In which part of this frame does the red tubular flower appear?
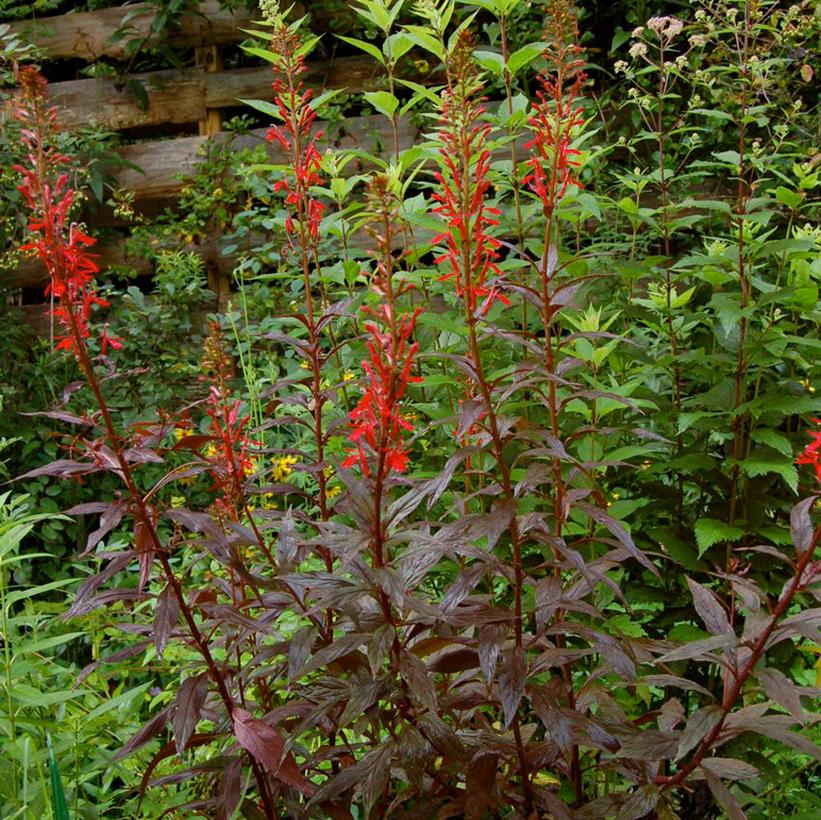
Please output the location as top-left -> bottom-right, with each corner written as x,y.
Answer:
204,386 -> 262,517
523,0 -> 587,218
344,176 -> 422,477
265,21 -> 326,245
432,31 -> 510,317
344,307 -> 422,476
13,67 -> 112,355
797,418 -> 821,484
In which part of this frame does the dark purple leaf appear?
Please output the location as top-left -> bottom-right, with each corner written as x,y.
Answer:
17,459 -> 96,480
114,702 -> 174,760
677,705 -> 723,760
465,750 -> 499,819
702,769 -> 747,820
67,588 -> 148,618
83,501 -> 128,555
154,583 -> 179,660
576,502 -> 659,577
757,667 -> 805,723
173,673 -> 208,755
616,785 -> 660,820
478,622 -> 507,683
657,634 -> 735,663
791,496 -> 816,554
498,645 -> 525,729
617,730 -> 679,761
698,757 -> 759,781
232,708 -> 315,795
64,501 -> 111,514
687,578 -> 733,636
400,652 -> 437,712
217,758 -> 243,820
24,410 -> 91,426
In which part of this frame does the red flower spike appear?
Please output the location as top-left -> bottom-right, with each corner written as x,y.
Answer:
523,0 -> 587,218
13,68 -> 114,357
344,176 -> 423,477
265,22 -> 326,248
432,32 -> 509,317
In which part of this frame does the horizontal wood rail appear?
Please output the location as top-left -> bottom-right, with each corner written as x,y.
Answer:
47,55 -> 395,132
6,1 -> 257,61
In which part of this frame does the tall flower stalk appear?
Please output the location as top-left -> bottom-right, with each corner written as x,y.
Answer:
433,31 -> 534,809
524,0 -> 585,542
344,174 -> 422,565
262,5 -> 334,536
13,67 -> 282,816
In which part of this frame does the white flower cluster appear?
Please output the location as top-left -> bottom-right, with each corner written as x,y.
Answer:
259,0 -> 283,25
629,41 -> 648,59
647,15 -> 684,40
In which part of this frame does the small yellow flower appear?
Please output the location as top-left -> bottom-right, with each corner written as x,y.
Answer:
343,370 -> 356,382
204,443 -> 219,459
174,426 -> 193,441
244,456 -> 262,478
327,484 -> 342,499
299,360 -> 310,370
272,454 -> 298,483
170,495 -> 186,508
800,378 -> 816,394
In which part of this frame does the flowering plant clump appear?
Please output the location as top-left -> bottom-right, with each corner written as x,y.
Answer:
7,0 -> 821,817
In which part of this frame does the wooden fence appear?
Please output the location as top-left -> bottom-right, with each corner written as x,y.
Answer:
4,0 -> 424,314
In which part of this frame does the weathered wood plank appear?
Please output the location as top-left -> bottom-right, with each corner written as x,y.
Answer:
46,54 -> 389,132
5,0 -> 258,61
50,67 -> 206,131
110,114 -> 418,200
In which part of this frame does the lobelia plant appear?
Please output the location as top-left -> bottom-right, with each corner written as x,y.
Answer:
9,0 -> 821,818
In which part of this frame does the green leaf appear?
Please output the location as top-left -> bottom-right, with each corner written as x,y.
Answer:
11,684 -> 80,707
507,42 -> 544,76
740,455 -> 799,493
48,736 -> 71,820
750,429 -> 793,458
337,35 -> 385,64
774,186 -> 803,210
311,88 -> 344,114
239,98 -> 281,119
242,45 -> 279,64
363,90 -> 399,118
474,50 -> 505,77
384,32 -> 414,62
18,632 -> 85,655
694,518 -> 744,556
712,150 -> 741,167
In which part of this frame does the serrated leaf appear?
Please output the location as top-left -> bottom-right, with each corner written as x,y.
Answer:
694,518 -> 744,556
740,455 -> 798,493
